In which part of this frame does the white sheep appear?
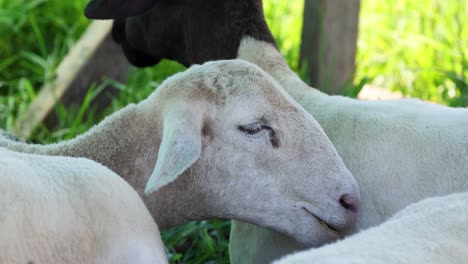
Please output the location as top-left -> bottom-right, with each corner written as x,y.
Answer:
0,147 -> 167,264
1,59 -> 360,247
230,36 -> 468,264
83,2 -> 468,263
274,191 -> 468,264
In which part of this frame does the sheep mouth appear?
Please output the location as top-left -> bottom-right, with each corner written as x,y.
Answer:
302,207 -> 339,234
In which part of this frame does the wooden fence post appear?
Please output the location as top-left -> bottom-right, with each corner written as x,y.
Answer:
300,0 -> 360,94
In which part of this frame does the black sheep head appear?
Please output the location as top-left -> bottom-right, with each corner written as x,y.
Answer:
84,0 -> 275,68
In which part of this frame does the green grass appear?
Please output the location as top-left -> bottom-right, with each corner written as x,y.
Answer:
162,220 -> 230,264
1,0 -> 467,263
264,0 -> 468,105
0,0 -> 90,135
0,0 -> 89,88
264,0 -> 304,72
357,0 -> 468,106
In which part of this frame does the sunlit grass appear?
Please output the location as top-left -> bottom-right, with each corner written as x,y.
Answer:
264,0 -> 304,72
264,0 -> 468,105
357,0 -> 468,105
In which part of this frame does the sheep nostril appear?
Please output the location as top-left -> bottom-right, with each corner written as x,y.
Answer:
339,194 -> 359,213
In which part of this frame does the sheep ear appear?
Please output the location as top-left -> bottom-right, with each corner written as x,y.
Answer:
144,109 -> 202,195
84,0 -> 157,19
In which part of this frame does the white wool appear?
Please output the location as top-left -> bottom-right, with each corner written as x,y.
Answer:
0,147 -> 167,264
275,192 -> 468,264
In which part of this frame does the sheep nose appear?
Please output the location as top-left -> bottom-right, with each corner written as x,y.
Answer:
339,193 -> 359,213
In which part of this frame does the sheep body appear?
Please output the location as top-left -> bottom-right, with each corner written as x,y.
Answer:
275,192 -> 468,264
0,147 -> 167,264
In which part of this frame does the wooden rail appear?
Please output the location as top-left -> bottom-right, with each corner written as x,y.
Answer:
14,21 -> 129,139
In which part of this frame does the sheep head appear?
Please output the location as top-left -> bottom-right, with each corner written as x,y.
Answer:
145,60 -> 360,246
84,0 -> 275,67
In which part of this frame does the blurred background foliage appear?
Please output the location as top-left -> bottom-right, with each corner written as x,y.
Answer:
0,0 -> 467,263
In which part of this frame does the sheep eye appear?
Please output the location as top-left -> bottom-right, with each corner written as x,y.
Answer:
238,122 -> 269,135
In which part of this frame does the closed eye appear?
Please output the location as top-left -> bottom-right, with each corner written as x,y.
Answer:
238,122 -> 269,135
238,122 -> 280,148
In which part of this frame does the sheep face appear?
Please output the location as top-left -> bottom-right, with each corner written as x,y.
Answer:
85,0 -> 272,67
146,60 -> 360,246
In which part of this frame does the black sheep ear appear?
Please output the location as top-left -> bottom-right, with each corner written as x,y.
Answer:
84,0 -> 157,19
